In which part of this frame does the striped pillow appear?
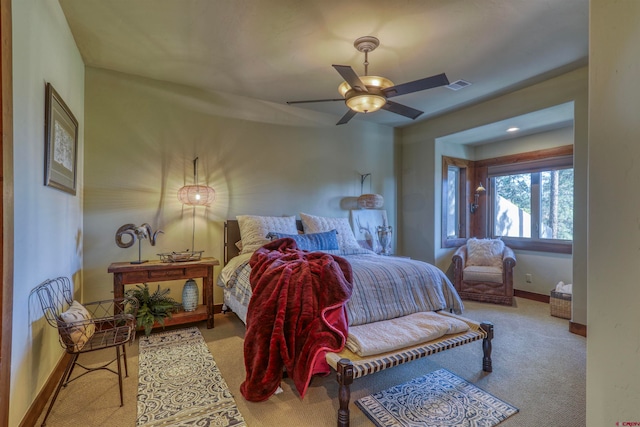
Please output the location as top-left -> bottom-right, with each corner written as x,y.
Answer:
266,230 -> 339,251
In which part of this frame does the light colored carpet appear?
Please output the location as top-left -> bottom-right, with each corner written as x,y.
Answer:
356,368 -> 518,427
36,297 -> 586,426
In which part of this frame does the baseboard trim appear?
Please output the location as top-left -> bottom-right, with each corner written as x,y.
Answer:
514,289 -> 550,303
20,352 -> 71,427
569,322 -> 587,337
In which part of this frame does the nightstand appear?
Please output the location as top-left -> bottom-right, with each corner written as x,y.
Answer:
108,257 -> 219,329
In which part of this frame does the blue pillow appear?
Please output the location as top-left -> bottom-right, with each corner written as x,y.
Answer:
266,230 -> 339,251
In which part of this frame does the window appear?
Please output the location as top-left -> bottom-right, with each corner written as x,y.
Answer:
446,165 -> 461,238
441,156 -> 470,248
442,146 -> 572,253
489,154 -> 573,253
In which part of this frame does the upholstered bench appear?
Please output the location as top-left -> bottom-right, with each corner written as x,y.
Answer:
325,311 -> 494,427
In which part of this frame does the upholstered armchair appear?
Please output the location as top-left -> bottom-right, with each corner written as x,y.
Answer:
452,238 -> 516,306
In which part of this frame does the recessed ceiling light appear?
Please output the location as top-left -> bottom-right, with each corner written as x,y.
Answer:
507,127 -> 519,132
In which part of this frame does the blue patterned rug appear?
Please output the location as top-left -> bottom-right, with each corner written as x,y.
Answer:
356,369 -> 518,427
136,327 -> 246,426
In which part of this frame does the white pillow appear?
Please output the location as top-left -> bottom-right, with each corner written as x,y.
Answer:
466,238 -> 505,268
59,300 -> 96,352
299,212 -> 360,250
237,215 -> 298,254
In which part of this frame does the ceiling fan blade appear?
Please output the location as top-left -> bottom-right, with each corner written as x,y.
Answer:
332,65 -> 368,92
383,73 -> 449,98
287,98 -> 344,105
336,109 -> 357,125
382,100 -> 424,120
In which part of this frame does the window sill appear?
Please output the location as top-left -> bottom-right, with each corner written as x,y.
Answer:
497,238 -> 572,254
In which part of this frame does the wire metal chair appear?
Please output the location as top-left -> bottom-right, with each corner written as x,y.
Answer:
32,277 -> 138,426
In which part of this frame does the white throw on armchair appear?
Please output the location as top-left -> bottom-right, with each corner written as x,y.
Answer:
452,238 -> 516,306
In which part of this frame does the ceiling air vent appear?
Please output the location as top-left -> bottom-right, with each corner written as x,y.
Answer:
446,80 -> 471,91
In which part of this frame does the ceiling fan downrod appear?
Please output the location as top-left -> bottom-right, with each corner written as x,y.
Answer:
354,36 -> 380,76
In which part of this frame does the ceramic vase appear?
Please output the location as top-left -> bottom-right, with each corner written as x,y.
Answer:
182,279 -> 199,312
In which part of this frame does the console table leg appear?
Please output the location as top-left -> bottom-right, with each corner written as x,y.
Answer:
205,266 -> 214,328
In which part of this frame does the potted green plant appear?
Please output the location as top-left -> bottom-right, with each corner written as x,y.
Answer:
125,283 -> 180,336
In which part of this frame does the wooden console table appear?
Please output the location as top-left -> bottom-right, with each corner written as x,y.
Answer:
108,257 -> 219,329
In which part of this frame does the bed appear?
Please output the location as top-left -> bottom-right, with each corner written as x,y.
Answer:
219,217 -> 493,427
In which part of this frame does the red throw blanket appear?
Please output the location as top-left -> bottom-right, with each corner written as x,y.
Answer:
240,238 -> 353,402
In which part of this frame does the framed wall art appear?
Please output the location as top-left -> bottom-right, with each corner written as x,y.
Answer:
44,82 -> 78,195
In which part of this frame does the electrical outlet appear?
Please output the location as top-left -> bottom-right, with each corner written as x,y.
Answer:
525,273 -> 532,283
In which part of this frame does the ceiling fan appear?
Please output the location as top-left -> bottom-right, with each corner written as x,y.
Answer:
287,36 -> 450,125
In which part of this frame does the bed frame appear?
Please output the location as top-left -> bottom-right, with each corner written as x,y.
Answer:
223,220 -> 493,427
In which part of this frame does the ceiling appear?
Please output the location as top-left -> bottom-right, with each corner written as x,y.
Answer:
439,102 -> 575,146
58,0 -> 588,130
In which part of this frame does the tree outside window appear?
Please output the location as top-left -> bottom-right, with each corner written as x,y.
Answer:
491,165 -> 573,252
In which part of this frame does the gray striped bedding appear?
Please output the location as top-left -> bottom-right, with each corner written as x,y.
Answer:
217,248 -> 464,326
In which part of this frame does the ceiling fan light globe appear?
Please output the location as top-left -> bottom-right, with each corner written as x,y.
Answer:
346,94 -> 386,113
360,75 -> 394,89
338,81 -> 352,97
338,76 -> 394,97
338,75 -> 394,113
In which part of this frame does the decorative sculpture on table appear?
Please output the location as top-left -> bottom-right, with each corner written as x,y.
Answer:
350,209 -> 392,255
115,223 -> 163,264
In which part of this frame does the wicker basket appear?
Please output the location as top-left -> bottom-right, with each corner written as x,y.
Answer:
550,289 -> 572,319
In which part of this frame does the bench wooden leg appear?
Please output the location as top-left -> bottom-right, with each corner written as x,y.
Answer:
480,322 -> 494,372
337,358 -> 354,427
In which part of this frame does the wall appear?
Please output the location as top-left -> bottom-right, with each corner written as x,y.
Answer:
10,0 -> 84,425
83,68 -> 396,305
588,2 -> 640,425
400,67 -> 588,325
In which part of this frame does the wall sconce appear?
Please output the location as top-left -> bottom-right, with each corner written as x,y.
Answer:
357,173 -> 384,209
470,182 -> 486,213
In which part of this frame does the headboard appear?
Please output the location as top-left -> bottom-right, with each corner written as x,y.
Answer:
224,219 -> 304,264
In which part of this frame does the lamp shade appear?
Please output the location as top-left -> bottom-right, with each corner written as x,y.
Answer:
346,93 -> 387,114
357,193 -> 384,209
177,184 -> 216,206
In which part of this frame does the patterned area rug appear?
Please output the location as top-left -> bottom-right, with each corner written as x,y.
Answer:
356,369 -> 518,427
137,327 -> 246,426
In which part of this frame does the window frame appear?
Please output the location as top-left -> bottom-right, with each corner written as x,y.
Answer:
484,148 -> 574,254
441,156 -> 471,248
